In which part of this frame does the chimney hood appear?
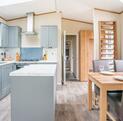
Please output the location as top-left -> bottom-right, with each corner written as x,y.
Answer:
25,12 -> 37,35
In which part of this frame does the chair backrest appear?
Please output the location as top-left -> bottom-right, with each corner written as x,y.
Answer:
115,60 -> 123,72
93,60 -> 113,72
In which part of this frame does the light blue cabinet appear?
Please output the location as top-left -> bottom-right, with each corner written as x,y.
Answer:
1,64 -> 13,99
0,22 -> 22,48
40,25 -> 58,48
0,68 -> 2,99
0,23 -> 9,47
2,65 -> 8,97
6,64 -> 13,94
8,26 -> 22,48
48,26 -> 58,48
41,26 -> 49,48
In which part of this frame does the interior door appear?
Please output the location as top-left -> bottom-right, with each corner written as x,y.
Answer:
63,31 -> 66,84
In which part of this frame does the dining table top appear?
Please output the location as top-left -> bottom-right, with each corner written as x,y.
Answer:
89,72 -> 123,86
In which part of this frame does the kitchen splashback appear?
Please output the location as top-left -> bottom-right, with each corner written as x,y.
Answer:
21,48 -> 43,61
43,48 -> 57,61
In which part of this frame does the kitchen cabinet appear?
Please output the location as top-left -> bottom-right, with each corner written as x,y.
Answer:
0,68 -> 2,99
40,25 -> 58,48
10,64 -> 57,121
1,64 -> 13,99
8,26 -> 22,48
0,22 -> 22,48
0,23 -> 9,47
41,26 -> 49,48
12,63 -> 17,70
48,26 -> 58,48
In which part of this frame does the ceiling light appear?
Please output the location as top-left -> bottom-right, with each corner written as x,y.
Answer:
0,0 -> 33,6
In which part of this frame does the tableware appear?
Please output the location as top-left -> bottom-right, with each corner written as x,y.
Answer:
100,71 -> 115,75
114,76 -> 123,81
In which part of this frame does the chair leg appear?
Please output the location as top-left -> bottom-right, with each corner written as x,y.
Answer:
93,93 -> 99,109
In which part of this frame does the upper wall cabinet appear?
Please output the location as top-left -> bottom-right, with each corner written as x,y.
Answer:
8,26 -> 22,48
0,22 -> 22,48
0,23 -> 9,47
40,25 -> 58,48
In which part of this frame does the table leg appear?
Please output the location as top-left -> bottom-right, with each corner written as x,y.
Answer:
88,80 -> 92,111
100,87 -> 107,121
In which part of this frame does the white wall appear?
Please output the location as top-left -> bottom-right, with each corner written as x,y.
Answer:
62,19 -> 93,34
120,13 -> 123,59
7,12 -> 62,84
0,18 -> 6,24
93,9 -> 121,60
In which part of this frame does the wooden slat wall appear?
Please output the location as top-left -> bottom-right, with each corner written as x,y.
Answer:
79,30 -> 93,81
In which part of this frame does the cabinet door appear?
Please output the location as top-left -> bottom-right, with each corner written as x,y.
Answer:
8,26 -> 21,48
6,64 -> 12,95
48,26 -> 58,48
0,68 -> 2,99
2,64 -> 12,98
2,65 -> 7,97
1,24 -> 8,47
40,26 -> 49,48
12,63 -> 17,71
8,26 -> 14,47
17,27 -> 22,48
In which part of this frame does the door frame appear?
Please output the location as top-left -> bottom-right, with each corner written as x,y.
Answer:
63,33 -> 79,80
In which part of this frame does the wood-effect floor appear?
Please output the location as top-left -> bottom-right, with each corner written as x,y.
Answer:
0,81 -> 99,121
56,81 -> 99,121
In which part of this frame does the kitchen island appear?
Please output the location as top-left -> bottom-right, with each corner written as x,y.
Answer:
10,64 -> 57,121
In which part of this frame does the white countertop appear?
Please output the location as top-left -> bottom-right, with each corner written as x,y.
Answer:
10,64 -> 57,77
15,60 -> 57,64
0,61 -> 14,66
0,60 -> 57,66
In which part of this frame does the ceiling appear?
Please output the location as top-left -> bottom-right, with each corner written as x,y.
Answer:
0,0 -> 123,22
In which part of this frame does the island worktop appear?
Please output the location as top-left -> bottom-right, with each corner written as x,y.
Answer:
10,64 -> 57,121
10,64 -> 57,76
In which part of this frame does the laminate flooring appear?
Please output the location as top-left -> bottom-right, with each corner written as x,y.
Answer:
0,81 -> 99,121
56,81 -> 99,121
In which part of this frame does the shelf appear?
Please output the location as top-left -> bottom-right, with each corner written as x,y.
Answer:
101,38 -> 114,40
101,29 -> 115,31
99,21 -> 117,60
101,48 -> 114,50
101,33 -> 114,36
100,21 -> 115,25
101,43 -> 114,45
101,53 -> 114,55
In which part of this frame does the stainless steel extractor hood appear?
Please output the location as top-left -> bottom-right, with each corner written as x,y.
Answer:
25,12 -> 37,35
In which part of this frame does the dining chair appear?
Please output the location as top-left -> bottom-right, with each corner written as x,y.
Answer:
108,92 -> 122,121
119,92 -> 123,121
93,60 -> 113,106
107,60 -> 123,121
115,60 -> 123,72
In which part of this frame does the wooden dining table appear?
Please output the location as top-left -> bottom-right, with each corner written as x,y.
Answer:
88,72 -> 123,121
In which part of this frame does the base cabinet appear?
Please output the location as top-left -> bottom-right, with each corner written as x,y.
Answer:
0,68 -> 2,99
0,64 -> 13,100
